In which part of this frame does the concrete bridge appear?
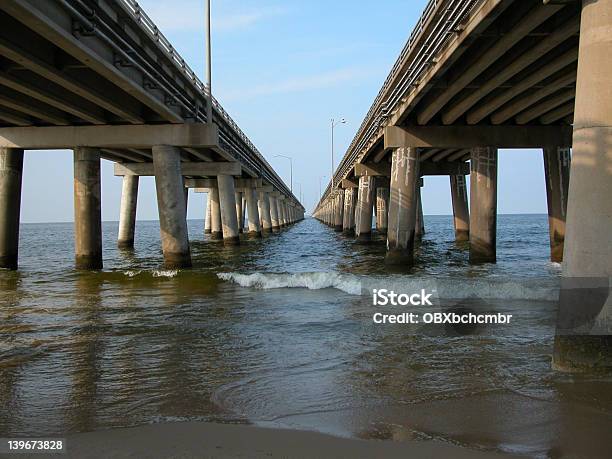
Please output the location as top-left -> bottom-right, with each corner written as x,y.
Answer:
314,0 -> 611,371
0,0 -> 304,271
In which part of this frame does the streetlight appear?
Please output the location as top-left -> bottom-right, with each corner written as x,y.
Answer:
319,175 -> 326,199
330,117 -> 346,190
274,154 -> 293,193
205,0 -> 213,124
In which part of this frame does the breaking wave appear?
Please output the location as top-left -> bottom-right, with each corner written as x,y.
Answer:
217,272 -> 362,295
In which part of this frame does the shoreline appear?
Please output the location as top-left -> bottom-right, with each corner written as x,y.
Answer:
13,421 -> 515,459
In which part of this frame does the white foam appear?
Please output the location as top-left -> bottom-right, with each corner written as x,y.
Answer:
152,269 -> 179,278
218,272 -> 362,295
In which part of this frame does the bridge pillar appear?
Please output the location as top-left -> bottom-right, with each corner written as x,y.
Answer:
355,176 -> 375,242
152,145 -> 191,268
450,175 -> 470,241
343,188 -> 357,235
235,191 -> 244,233
270,194 -> 280,230
415,185 -> 425,240
0,148 -> 23,270
209,187 -> 222,240
469,147 -> 497,263
258,191 -> 273,232
376,187 -> 389,235
245,187 -> 262,237
334,191 -> 344,232
74,147 -> 103,270
386,147 -> 420,266
204,193 -> 212,234
218,175 -> 240,245
117,175 -> 139,249
280,198 -> 288,227
553,0 -> 612,372
543,147 -> 570,263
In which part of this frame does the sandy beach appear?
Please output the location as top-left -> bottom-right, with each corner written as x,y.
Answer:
12,421 -> 515,459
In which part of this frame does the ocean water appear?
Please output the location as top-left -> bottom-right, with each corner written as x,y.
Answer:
1,215 -> 611,457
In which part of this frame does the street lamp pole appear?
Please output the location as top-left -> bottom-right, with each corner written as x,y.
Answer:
274,154 -> 293,193
330,117 -> 346,191
205,0 -> 213,124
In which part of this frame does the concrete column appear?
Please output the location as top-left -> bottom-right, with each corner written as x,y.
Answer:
386,147 -> 420,265
218,175 -> 240,245
258,191 -> 272,232
552,0 -> 612,372
74,147 -> 103,270
209,187 -> 222,239
270,194 -> 280,230
117,175 -> 139,249
281,199 -> 288,226
334,191 -> 344,232
242,195 -> 247,229
0,148 -> 23,270
152,145 -> 191,268
184,184 -> 189,213
450,175 -> 470,241
415,186 -> 425,240
543,147 -> 571,263
277,197 -> 285,227
235,191 -> 243,233
245,187 -> 261,237
204,193 -> 212,234
376,187 -> 389,234
355,175 -> 375,242
469,147 -> 498,263
342,188 -> 357,235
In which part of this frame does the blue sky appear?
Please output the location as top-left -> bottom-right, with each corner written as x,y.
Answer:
20,0 -> 548,223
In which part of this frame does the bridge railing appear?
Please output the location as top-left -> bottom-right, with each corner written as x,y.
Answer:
114,0 -> 299,206
317,0 -> 481,208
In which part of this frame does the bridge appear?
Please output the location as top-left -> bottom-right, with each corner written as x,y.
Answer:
314,0 -> 611,371
0,0 -> 304,271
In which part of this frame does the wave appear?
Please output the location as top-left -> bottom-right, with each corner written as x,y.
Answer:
218,272 -> 560,301
122,269 -> 179,278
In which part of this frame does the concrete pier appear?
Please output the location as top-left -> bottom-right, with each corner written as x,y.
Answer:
415,187 -> 424,240
74,147 -> 103,270
209,187 -> 223,240
0,148 -> 23,270
355,176 -> 375,242
543,147 -> 570,263
342,188 -> 357,235
277,197 -> 285,228
386,147 -> 420,266
270,194 -> 280,231
204,193 -> 212,234
218,175 -> 240,245
152,145 -> 191,268
469,147 -> 497,264
245,188 -> 262,237
334,191 -> 344,232
259,191 -> 273,232
553,0 -> 612,372
376,187 -> 389,234
235,191 -> 244,233
450,175 -> 470,241
117,175 -> 139,249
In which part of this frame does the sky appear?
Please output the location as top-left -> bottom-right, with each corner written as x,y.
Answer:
20,0 -> 549,223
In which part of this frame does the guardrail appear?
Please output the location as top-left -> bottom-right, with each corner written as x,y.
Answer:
316,0 -> 482,210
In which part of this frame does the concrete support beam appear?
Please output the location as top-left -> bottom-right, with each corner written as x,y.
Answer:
553,0 -> 612,372
205,193 -> 212,234
334,192 -> 344,232
376,187 -> 389,234
117,175 -> 139,249
209,187 -> 222,240
355,175 -> 375,242
415,187 -> 425,240
235,191 -> 244,233
343,188 -> 358,235
217,175 -> 240,245
152,146 -> 191,268
384,125 -> 573,149
450,175 -> 470,242
420,161 -> 470,176
74,147 -> 103,269
245,188 -> 262,237
115,161 -> 240,177
386,147 -> 420,265
341,178 -> 359,189
269,194 -> 280,231
543,147 -> 571,263
258,191 -> 272,232
354,162 -> 391,177
469,147 -> 498,263
0,148 -> 23,269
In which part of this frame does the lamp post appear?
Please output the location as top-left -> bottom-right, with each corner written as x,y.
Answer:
274,154 -> 293,193
330,117 -> 346,190
205,0 -> 213,124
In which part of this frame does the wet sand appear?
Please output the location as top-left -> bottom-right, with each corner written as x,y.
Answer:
16,422 -> 515,459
